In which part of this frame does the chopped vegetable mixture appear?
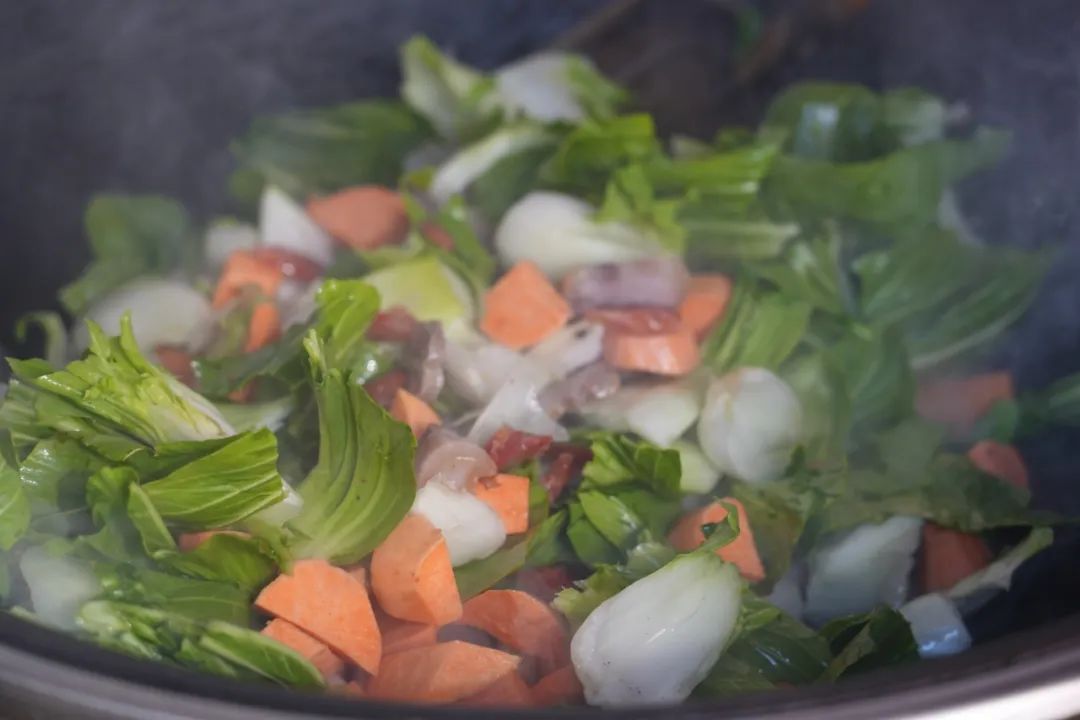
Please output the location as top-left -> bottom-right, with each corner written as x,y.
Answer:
1,37 -> 1075,708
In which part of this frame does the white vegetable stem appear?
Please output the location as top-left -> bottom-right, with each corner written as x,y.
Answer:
20,547 -> 101,631
411,481 -> 506,566
571,553 -> 742,707
900,593 -> 972,658
803,516 -> 923,626
259,186 -> 334,266
78,277 -> 215,355
672,441 -> 721,494
429,125 -> 553,205
495,52 -> 587,122
697,368 -> 803,485
495,192 -> 663,279
583,381 -> 701,448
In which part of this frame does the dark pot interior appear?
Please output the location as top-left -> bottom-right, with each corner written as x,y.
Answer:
1,0 -> 1079,716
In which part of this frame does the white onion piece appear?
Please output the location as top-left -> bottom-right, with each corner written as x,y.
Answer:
204,220 -> 258,268
697,368 -> 803,485
467,359 -> 568,445
803,516 -> 923,626
430,125 -> 554,205
411,481 -> 506,566
78,277 -> 215,355
528,321 -> 605,378
900,594 -> 972,659
259,186 -> 334,266
249,481 -> 304,528
671,441 -> 720,494
444,337 -> 522,406
496,52 -> 586,123
582,381 -> 701,448
20,547 -> 101,631
571,553 -> 742,707
495,192 -> 663,279
415,428 -> 497,490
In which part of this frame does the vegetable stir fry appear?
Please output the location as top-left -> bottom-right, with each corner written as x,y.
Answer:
0,37 -> 1074,708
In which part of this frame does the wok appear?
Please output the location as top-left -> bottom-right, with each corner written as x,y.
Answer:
1,0 -> 1079,717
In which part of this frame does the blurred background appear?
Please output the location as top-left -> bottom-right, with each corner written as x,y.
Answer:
0,0 -> 1078,640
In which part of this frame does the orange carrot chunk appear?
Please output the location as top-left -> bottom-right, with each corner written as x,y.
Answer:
367,641 -> 521,704
176,530 -> 251,553
371,514 -> 463,627
678,274 -> 733,340
968,440 -> 1029,489
587,308 -> 700,376
459,671 -> 534,707
379,613 -> 438,656
470,474 -> 530,535
532,665 -> 585,707
345,566 -> 368,588
390,388 -> 441,438
461,589 -> 569,674
667,499 -> 766,583
212,250 -> 285,309
245,301 -> 282,353
306,186 -> 408,251
261,618 -> 346,683
915,372 -> 1014,436
481,262 -> 571,350
254,558 -> 382,674
921,523 -> 993,593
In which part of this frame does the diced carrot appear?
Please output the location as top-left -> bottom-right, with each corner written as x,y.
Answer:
915,372 -> 1014,436
531,665 -> 584,707
244,301 -> 282,353
367,641 -> 522,704
587,308 -> 700,376
481,262 -> 571,350
921,523 -> 993,593
458,671 -> 534,707
176,530 -> 250,553
212,250 -> 285,309
370,514 -> 463,627
154,345 -> 197,387
261,618 -> 345,683
306,186 -> 408,251
390,388 -> 441,438
470,474 -> 530,535
421,222 -> 455,251
968,440 -> 1029,489
254,558 -> 382,674
678,274 -> 733,340
461,589 -> 569,674
667,499 -> 766,583
379,613 -> 438,656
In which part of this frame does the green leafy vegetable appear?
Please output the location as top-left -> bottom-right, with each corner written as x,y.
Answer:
60,196 -> 196,315
702,281 -> 811,373
399,36 -> 500,141
580,433 -> 681,499
288,333 -> 416,564
821,607 -> 919,680
0,459 -> 29,550
16,312 -> 68,368
563,56 -> 629,120
543,114 -> 661,195
79,601 -> 323,688
139,429 -> 284,529
232,100 -> 431,197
